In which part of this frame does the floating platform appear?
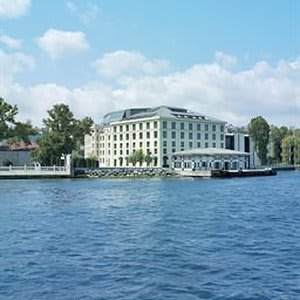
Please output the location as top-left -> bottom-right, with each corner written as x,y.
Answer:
175,168 -> 277,178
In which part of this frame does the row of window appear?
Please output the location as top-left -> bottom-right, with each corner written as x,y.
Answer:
110,121 -> 225,133
113,121 -> 158,132
163,131 -> 224,140
163,121 -> 224,132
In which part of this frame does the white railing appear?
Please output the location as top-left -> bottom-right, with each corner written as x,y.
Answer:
0,165 -> 67,172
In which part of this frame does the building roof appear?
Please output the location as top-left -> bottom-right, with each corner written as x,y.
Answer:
173,147 -> 250,157
102,106 -> 226,124
0,141 -> 38,151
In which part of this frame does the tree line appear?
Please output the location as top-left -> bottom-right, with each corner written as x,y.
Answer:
1,97 -> 299,166
248,116 -> 299,165
0,97 -> 94,166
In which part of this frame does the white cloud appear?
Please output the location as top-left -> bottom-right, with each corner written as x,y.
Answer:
215,51 -> 237,68
37,29 -> 89,59
0,35 -> 22,49
2,50 -> 300,127
66,1 -> 100,26
0,0 -> 31,18
92,50 -> 171,78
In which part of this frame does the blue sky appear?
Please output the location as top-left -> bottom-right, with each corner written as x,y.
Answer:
0,0 -> 299,126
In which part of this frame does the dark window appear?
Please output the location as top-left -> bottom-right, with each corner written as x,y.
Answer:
180,122 -> 184,130
197,133 -> 201,140
163,121 -> 167,129
180,132 -> 185,139
163,131 -> 167,138
189,132 -> 193,139
189,123 -> 193,130
172,131 -> 176,139
197,124 -> 201,131
172,122 -> 176,129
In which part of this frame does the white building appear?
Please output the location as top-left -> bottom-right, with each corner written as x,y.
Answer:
172,148 -> 250,171
84,106 -> 227,168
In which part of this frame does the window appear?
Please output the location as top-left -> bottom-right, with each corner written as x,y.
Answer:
172,122 -> 176,129
119,125 -> 123,132
189,123 -> 193,130
180,122 -> 185,130
154,131 -> 158,138
163,141 -> 167,147
221,142 -> 224,148
114,126 -> 117,132
197,124 -> 201,131
205,133 -> 209,140
132,124 -> 136,130
120,149 -> 123,155
126,125 -> 129,131
189,132 -> 193,140
205,124 -> 209,131
126,149 -> 129,155
139,132 -> 143,139
212,142 -> 216,148
146,122 -> 150,129
139,123 -> 143,130
212,124 -> 216,132
197,133 -> 201,140
189,142 -> 193,148
172,131 -> 176,139
126,133 -> 129,140
179,131 -> 184,139
147,132 -> 150,139
139,142 -> 143,148
114,135 -> 117,141
126,142 -> 129,148
163,121 -> 167,129
154,121 -> 157,129
172,141 -> 176,147
120,134 -> 123,141
220,134 -> 224,140
154,141 -> 157,147
154,148 -> 157,154
132,133 -> 136,140
205,142 -> 209,148
163,131 -> 167,138
133,142 -> 136,148
220,125 -> 224,132
120,143 -> 123,148
172,148 -> 176,153
212,133 -> 216,140
163,148 -> 167,154
197,142 -> 201,148
181,141 -> 185,148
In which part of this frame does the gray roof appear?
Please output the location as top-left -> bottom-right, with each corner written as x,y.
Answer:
173,148 -> 250,157
103,106 -> 226,124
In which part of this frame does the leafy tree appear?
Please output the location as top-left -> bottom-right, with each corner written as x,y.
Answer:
248,116 -> 270,165
144,153 -> 153,166
0,97 -> 18,141
33,103 -> 93,165
270,125 -> 290,163
127,151 -> 138,166
282,131 -> 300,165
136,149 -> 144,166
7,121 -> 37,144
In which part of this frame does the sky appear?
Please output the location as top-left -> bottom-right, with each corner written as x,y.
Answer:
0,0 -> 299,126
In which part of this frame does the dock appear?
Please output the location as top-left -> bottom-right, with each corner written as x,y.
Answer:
175,168 -> 277,178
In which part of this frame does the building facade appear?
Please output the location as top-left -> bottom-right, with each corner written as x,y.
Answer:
84,106 -> 227,168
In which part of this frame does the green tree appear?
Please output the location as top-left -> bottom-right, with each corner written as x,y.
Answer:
0,97 -> 18,141
127,152 -> 137,166
248,116 -> 270,165
144,153 -> 153,166
33,103 -> 93,165
282,131 -> 300,165
270,125 -> 290,163
7,121 -> 37,144
136,149 -> 144,166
